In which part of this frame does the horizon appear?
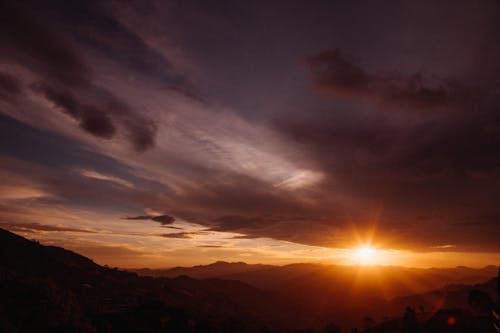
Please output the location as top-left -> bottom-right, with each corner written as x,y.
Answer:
2,225 -> 498,333
17,229 -> 500,270
1,0 -> 500,271
130,260 -> 500,271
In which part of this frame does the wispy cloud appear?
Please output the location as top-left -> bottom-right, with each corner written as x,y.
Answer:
77,169 -> 134,188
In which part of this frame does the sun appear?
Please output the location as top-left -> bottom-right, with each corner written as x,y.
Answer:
354,245 -> 379,265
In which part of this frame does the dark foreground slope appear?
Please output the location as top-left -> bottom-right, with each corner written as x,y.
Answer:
0,228 -> 298,333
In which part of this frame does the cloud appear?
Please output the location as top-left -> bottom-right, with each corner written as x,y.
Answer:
124,214 -> 175,226
151,215 -> 175,224
306,50 -> 477,111
28,82 -> 158,151
268,42 -> 500,251
160,232 -> 195,239
77,169 -> 134,188
0,1 -> 90,86
120,114 -> 157,152
430,244 -> 455,249
32,83 -> 116,138
124,215 -> 153,220
165,86 -> 206,104
274,101 -> 500,250
1,0 -> 500,257
0,1 -> 159,152
0,115 -> 172,218
0,222 -> 97,234
211,215 -> 269,233
453,215 -> 500,227
0,71 -> 22,101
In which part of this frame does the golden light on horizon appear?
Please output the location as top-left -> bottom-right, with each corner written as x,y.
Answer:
353,245 -> 380,265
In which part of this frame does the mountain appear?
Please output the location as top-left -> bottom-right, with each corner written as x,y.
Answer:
133,261 -> 274,279
389,276 -> 498,314
358,277 -> 499,332
134,262 -> 497,299
132,260 -> 498,331
0,228 -> 298,333
1,228 -> 497,333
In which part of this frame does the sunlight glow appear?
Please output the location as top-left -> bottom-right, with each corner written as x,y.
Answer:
354,245 -> 380,265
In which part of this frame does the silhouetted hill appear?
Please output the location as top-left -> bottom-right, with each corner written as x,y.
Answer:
133,261 -> 274,279
358,277 -> 499,332
135,261 -> 497,299
134,260 -> 498,331
388,275 -> 497,314
0,228 -> 300,333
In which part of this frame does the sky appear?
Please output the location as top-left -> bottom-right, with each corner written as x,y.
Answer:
0,0 -> 499,268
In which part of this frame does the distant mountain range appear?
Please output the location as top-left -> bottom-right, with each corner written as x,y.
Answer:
133,261 -> 497,298
133,261 -> 275,280
133,262 -> 498,330
1,228 -> 497,332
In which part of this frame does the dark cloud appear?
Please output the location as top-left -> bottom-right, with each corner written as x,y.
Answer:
0,1 -> 90,86
0,0 -> 180,88
163,226 -> 183,230
453,215 -> 500,228
123,215 -> 153,220
120,114 -> 157,152
97,92 -> 158,152
160,232 -> 194,239
58,1 -> 182,87
307,50 -> 479,111
271,44 -> 500,251
124,214 -> 175,226
32,83 -> 116,138
151,215 -> 175,225
29,82 -> 158,150
273,110 -> 500,250
1,1 -> 159,151
0,72 -> 22,101
166,86 -> 207,104
204,213 -> 343,247
212,215 -> 269,232
271,1 -> 500,250
123,215 -> 151,220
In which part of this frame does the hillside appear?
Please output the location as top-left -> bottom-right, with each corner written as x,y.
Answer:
0,228 -> 296,332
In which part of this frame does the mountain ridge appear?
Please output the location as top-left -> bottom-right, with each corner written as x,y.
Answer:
131,260 -> 497,298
